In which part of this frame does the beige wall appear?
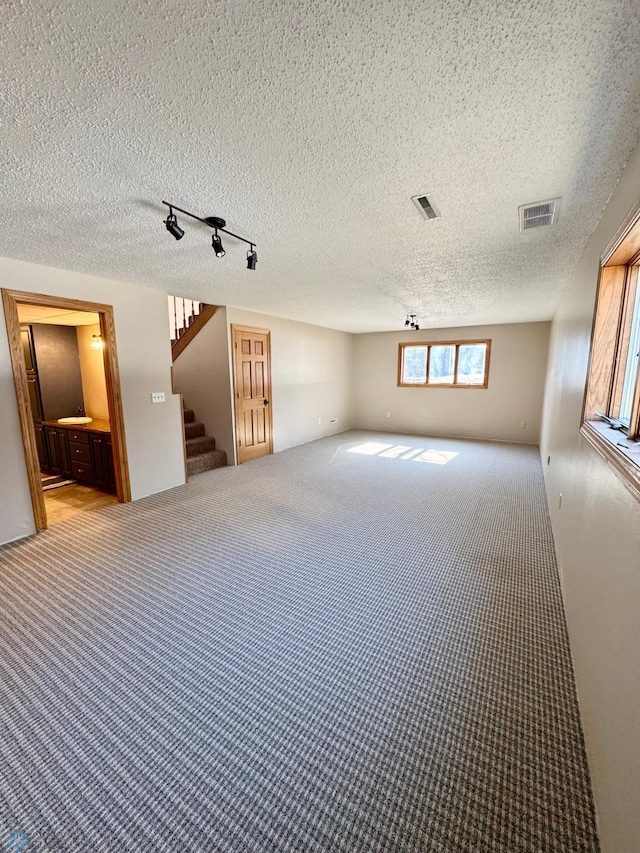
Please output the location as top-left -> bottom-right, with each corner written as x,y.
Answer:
540,141 -> 640,853
76,323 -> 109,420
0,257 -> 186,544
225,308 -> 355,455
353,322 -> 550,443
172,307 -> 235,464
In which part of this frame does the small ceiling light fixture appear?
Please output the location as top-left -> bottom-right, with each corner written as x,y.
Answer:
90,334 -> 104,350
164,207 -> 184,240
161,200 -> 257,269
212,230 -> 226,257
405,314 -> 420,330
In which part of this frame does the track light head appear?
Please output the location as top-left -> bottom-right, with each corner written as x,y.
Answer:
164,210 -> 184,240
162,201 -> 256,265
404,319 -> 410,327
212,231 -> 226,257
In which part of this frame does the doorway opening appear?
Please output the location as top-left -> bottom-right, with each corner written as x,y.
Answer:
2,289 -> 131,531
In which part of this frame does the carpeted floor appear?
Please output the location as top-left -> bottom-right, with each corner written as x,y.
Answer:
0,431 -> 599,852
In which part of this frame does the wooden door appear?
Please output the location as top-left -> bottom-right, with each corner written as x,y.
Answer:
232,325 -> 273,464
44,427 -> 61,474
21,326 -> 36,371
106,438 -> 117,491
26,374 -> 44,421
57,428 -> 72,477
33,423 -> 48,471
91,434 -> 109,490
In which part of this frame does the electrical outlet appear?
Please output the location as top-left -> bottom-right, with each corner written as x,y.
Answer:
558,493 -> 562,509
386,412 -> 391,418
520,421 -> 526,429
151,392 -> 165,403
330,418 -> 338,424
317,417 -> 322,425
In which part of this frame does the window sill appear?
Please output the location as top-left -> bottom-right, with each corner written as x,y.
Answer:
398,383 -> 488,389
580,420 -> 640,502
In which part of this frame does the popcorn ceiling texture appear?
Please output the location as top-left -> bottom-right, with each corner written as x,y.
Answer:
2,0 -> 640,332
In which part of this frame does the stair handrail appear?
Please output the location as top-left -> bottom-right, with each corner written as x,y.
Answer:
168,296 -> 206,342
168,296 -> 219,362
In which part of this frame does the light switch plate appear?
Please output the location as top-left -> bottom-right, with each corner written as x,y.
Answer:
151,392 -> 166,403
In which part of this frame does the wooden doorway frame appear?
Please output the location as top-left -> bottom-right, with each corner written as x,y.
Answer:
231,324 -> 274,464
2,289 -> 132,532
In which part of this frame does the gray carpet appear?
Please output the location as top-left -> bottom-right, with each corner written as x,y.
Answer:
0,430 -> 599,852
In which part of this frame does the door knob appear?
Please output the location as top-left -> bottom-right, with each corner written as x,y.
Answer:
263,399 -> 269,405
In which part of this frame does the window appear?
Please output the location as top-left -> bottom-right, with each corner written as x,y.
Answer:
398,340 -> 490,388
582,197 -> 640,500
618,279 -> 640,426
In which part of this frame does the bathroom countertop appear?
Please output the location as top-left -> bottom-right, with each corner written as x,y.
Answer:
43,418 -> 111,434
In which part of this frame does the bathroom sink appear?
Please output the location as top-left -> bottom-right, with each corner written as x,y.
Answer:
57,417 -> 93,425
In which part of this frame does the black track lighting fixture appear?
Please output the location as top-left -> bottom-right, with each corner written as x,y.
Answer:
212,230 -> 226,257
161,200 -> 257,269
164,207 -> 184,240
405,314 -> 420,330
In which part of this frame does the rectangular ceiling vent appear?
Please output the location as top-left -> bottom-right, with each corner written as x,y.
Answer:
411,193 -> 441,220
519,198 -> 561,231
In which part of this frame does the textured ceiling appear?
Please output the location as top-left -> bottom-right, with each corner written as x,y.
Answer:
3,1 -> 640,333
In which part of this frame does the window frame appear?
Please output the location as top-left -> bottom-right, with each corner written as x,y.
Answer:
581,197 -> 640,502
397,339 -> 491,389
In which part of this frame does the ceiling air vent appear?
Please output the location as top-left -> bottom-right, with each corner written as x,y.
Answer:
519,198 -> 561,231
411,193 -> 441,220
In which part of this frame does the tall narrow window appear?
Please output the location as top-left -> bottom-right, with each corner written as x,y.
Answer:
457,343 -> 487,386
401,345 -> 428,384
428,345 -> 456,384
619,270 -> 640,425
582,199 -> 640,500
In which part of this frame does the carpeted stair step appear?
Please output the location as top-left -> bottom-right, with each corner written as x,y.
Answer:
185,435 -> 216,457
184,420 -> 205,440
181,403 -> 226,476
186,449 -> 227,476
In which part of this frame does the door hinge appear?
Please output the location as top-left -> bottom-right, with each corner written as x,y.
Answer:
239,439 -> 242,446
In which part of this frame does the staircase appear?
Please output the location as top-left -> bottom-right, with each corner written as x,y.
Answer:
183,404 -> 227,476
169,296 -> 218,362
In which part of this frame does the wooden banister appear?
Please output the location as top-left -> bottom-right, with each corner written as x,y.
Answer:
171,302 -> 218,361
